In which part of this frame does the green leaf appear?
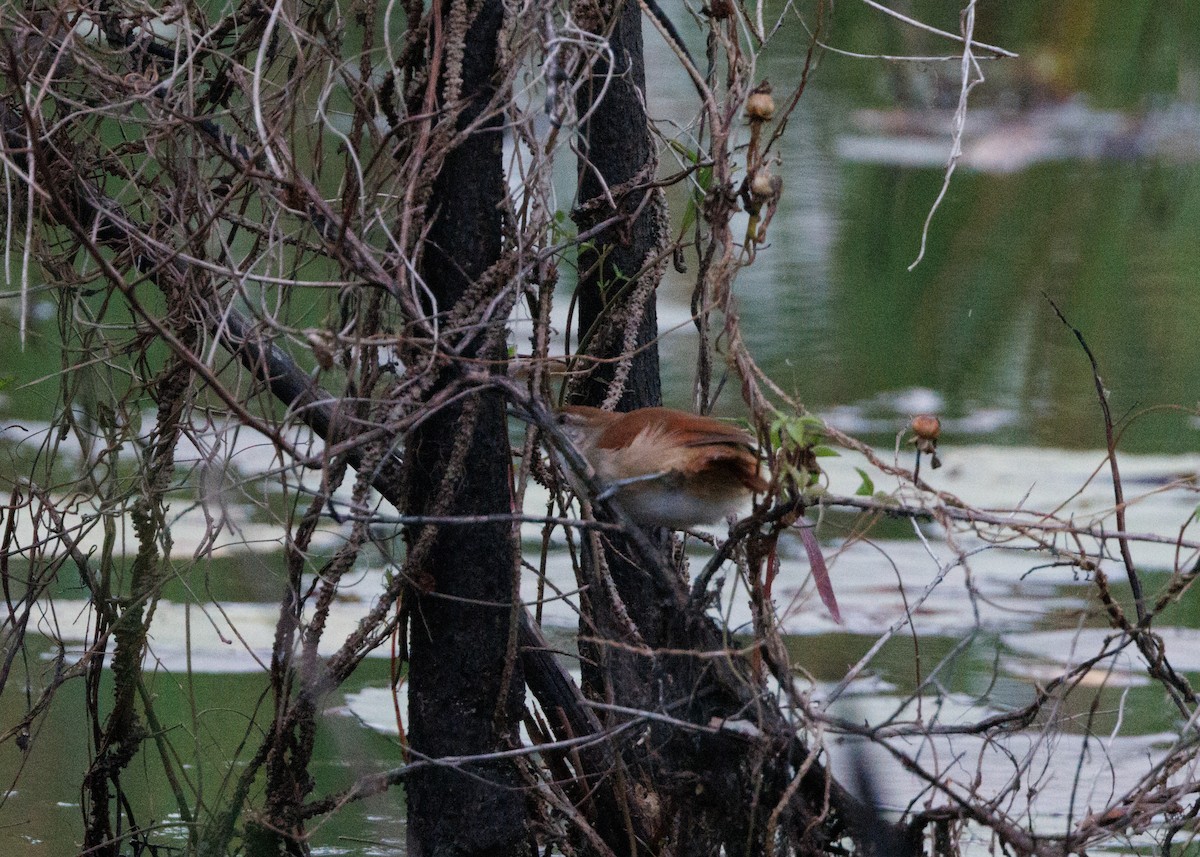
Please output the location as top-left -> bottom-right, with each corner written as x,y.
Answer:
854,467 -> 875,496
768,417 -> 787,447
680,198 -> 697,234
812,445 -> 839,458
669,140 -> 700,164
799,414 -> 826,434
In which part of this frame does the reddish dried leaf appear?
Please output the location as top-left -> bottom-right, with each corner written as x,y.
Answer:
797,523 -> 840,623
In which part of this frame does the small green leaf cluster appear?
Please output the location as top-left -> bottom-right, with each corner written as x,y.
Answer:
768,413 -> 831,493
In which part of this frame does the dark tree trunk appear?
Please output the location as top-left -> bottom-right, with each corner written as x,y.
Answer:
572,0 -> 664,414
570,0 -> 671,695
569,2 -> 699,853
566,3 -> 888,856
402,0 -> 526,854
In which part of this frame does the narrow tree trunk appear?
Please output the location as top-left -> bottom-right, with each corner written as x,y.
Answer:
402,0 -> 526,854
566,3 -> 885,855
570,0 -> 672,710
572,0 -> 664,414
569,2 -> 688,853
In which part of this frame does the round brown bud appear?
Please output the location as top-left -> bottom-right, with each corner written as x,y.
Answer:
746,85 -> 776,122
911,414 -> 941,441
749,169 -> 775,201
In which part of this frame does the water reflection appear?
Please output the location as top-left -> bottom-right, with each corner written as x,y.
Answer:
648,2 -> 1200,456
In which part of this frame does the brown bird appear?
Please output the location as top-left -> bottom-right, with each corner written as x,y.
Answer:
557,405 -> 768,530
558,404 -> 842,622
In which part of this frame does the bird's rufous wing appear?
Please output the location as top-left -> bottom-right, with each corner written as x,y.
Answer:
584,408 -> 767,492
